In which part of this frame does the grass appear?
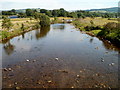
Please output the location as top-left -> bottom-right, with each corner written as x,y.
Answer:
73,17 -> 120,45
90,30 -> 102,36
0,18 -> 38,42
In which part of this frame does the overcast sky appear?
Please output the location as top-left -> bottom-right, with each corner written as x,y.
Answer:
0,0 -> 119,10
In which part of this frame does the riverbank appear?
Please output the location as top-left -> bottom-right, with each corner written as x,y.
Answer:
0,17 -> 73,43
0,18 -> 38,43
72,17 -> 119,46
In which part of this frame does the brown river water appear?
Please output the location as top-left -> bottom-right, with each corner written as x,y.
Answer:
0,24 -> 120,88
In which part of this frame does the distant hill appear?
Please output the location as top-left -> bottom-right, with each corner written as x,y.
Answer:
85,7 -> 118,13
0,7 -> 118,13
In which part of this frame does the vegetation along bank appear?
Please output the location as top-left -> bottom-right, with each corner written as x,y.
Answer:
0,8 -> 119,46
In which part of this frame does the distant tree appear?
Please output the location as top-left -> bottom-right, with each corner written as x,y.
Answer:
26,9 -> 34,16
69,12 -> 78,18
59,8 -> 67,17
40,9 -> 47,13
18,13 -> 26,18
52,10 -> 60,17
46,11 -> 52,17
11,9 -> 16,14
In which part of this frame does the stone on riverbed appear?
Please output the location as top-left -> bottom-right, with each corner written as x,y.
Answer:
55,58 -> 59,61
26,59 -> 30,62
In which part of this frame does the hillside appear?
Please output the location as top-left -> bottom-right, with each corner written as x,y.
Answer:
85,7 -> 118,13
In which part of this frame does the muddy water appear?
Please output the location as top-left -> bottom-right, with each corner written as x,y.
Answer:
1,24 -> 120,88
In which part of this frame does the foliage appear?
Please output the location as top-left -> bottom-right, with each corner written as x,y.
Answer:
97,22 -> 120,44
21,23 -> 25,31
2,8 -> 118,19
39,14 -> 50,26
18,13 -> 26,18
2,17 -> 13,30
33,13 -> 50,26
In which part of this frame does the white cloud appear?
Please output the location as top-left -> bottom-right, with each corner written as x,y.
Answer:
0,0 -> 119,10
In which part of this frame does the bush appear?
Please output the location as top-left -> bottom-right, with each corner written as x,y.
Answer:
97,22 -> 120,44
2,17 -> 13,30
21,23 -> 25,31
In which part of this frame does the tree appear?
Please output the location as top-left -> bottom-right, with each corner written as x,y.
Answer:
34,13 -> 50,27
2,17 -> 13,30
26,9 -> 34,16
11,9 -> 16,14
40,14 -> 50,26
52,10 -> 60,17
40,9 -> 47,13
59,8 -> 67,17
18,13 -> 26,18
46,11 -> 52,17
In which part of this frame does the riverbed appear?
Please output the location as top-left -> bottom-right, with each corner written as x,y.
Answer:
1,24 -> 120,88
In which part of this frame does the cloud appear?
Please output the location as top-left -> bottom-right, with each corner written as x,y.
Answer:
0,0 -> 119,10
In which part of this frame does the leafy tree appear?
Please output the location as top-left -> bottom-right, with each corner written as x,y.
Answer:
40,9 -> 47,13
40,14 -> 50,26
52,10 -> 60,17
46,11 -> 52,17
59,8 -> 67,17
26,9 -> 34,16
34,13 -> 50,26
18,13 -> 26,18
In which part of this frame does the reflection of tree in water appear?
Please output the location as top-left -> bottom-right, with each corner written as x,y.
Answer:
22,33 -> 25,39
89,38 -> 94,43
35,26 -> 50,40
53,24 -> 65,30
3,41 -> 15,55
102,40 -> 120,51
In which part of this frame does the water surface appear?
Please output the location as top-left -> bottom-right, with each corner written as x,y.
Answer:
1,24 -> 119,88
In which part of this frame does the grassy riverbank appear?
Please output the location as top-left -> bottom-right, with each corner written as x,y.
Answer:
0,17 -> 72,42
72,17 -> 120,45
0,18 -> 38,42
0,17 -> 119,45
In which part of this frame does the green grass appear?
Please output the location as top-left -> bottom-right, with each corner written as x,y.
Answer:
73,17 -> 120,44
90,30 -> 102,36
0,18 -> 38,41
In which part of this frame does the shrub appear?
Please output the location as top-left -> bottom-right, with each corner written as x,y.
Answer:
2,17 -> 13,30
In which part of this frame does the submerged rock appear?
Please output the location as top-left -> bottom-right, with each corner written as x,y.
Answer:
47,80 -> 52,83
3,68 -> 8,71
109,63 -> 115,66
33,60 -> 36,62
26,59 -> 30,62
55,58 -> 59,61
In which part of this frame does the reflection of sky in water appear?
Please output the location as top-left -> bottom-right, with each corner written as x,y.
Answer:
0,24 -> 119,68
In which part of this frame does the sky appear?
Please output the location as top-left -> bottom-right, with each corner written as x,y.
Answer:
0,0 -> 119,10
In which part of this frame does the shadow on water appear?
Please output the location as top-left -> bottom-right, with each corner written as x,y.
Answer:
3,41 -> 15,55
99,39 -> 120,51
35,26 -> 50,40
88,34 -> 120,51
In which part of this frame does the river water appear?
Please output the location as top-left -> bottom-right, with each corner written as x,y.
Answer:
1,24 -> 120,88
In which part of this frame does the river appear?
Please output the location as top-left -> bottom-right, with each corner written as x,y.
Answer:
1,24 -> 120,88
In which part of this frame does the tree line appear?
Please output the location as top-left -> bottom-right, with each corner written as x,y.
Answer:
2,8 -> 118,18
